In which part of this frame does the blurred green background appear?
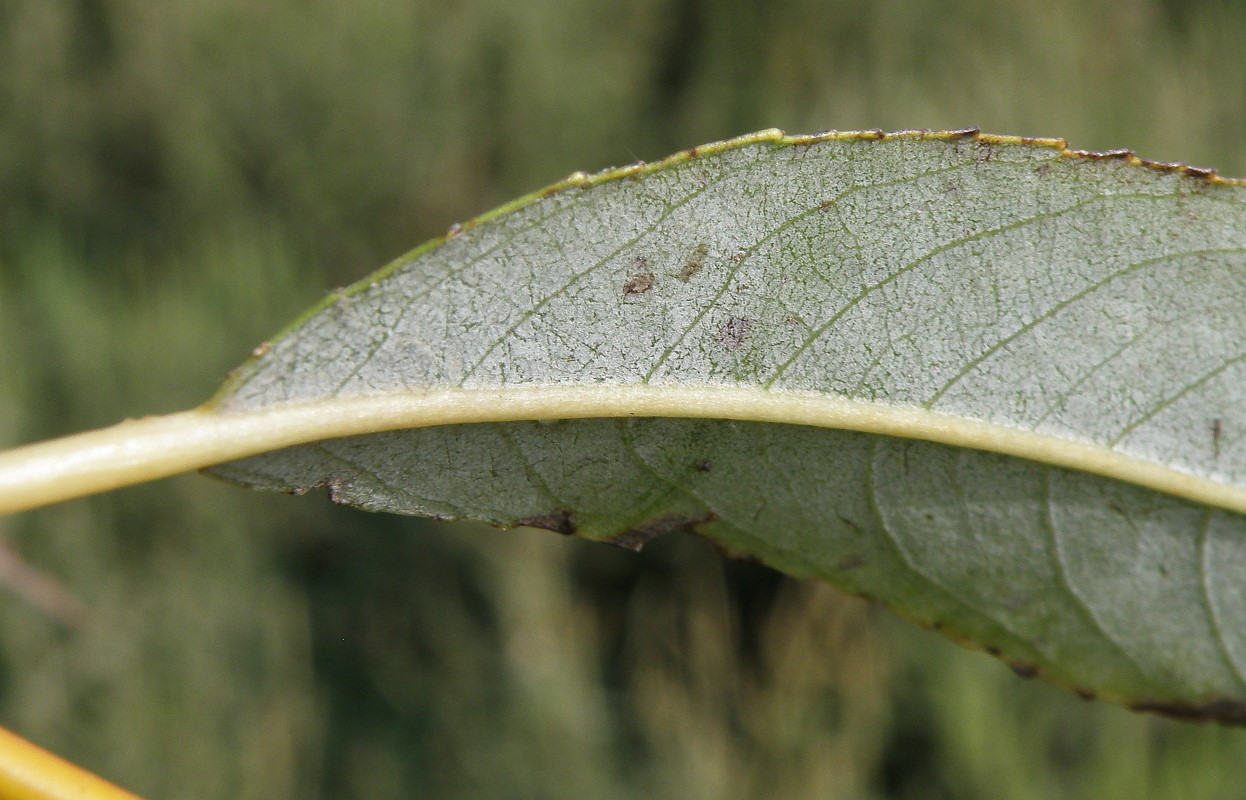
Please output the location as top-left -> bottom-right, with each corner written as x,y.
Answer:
2,0 -> 1246,797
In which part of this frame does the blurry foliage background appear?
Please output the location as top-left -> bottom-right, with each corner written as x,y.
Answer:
2,0 -> 1246,797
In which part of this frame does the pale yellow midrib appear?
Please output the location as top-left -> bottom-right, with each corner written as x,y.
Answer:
0,384 -> 1240,516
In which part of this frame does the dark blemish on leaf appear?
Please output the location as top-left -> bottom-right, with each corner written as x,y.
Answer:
1009,660 -> 1039,679
609,513 -> 715,551
866,129 -> 885,140
446,222 -> 463,237
692,460 -> 713,473
785,313 -> 805,328
1185,165 -> 1217,179
731,249 -> 747,264
679,242 -> 710,281
608,512 -> 720,552
836,514 -> 860,533
250,341 -> 272,358
1034,163 -> 1052,176
623,267 -> 655,296
946,127 -> 980,139
923,513 -> 935,522
1075,688 -> 1097,702
974,140 -> 996,161
716,316 -> 753,350
837,555 -> 866,571
687,146 -> 699,158
1108,502 -> 1126,515
1213,418 -> 1223,459
818,199 -> 836,212
518,510 -> 578,536
1130,698 -> 1246,726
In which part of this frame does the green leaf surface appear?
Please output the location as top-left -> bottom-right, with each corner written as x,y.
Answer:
208,129 -> 1246,722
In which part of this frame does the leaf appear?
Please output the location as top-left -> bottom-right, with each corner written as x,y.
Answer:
207,129 -> 1246,722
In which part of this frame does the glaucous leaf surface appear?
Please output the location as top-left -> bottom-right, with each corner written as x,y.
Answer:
208,130 -> 1246,722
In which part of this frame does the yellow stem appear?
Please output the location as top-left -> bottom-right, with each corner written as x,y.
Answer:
0,725 -> 145,800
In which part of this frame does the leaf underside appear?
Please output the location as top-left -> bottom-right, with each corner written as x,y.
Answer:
208,129 -> 1246,722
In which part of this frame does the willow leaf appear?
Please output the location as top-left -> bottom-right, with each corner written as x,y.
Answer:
11,128 -> 1246,722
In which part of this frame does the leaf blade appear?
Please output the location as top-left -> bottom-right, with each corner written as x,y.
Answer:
208,129 -> 1246,721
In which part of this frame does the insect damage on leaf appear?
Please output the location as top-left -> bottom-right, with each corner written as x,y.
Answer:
678,242 -> 710,281
716,316 -> 753,349
622,258 -> 656,297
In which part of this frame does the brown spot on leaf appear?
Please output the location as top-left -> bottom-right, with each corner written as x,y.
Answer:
607,512 -> 719,552
518,510 -> 578,536
679,243 -> 710,281
837,555 -> 866,571
1213,418 -> 1223,459
1034,163 -> 1052,176
692,460 -> 713,473
1130,698 -> 1246,725
837,514 -> 860,533
1008,660 -> 1039,679
717,316 -> 753,350
623,268 -> 655,296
